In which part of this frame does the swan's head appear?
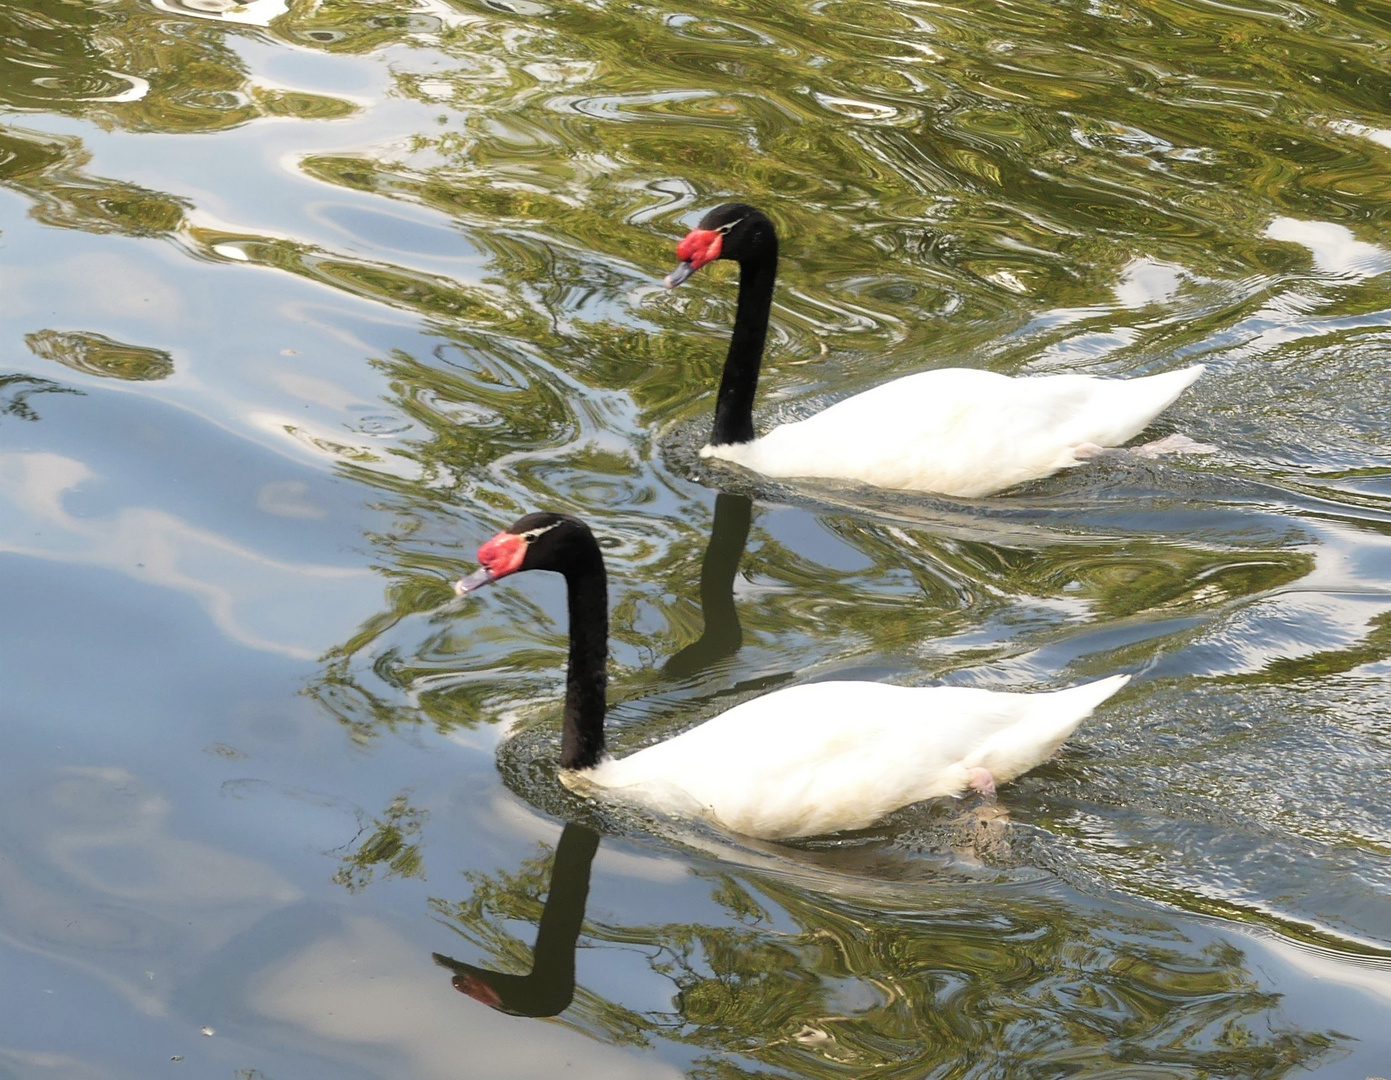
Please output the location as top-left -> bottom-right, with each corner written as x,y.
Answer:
454,511 -> 594,593
434,953 -> 530,1016
665,203 -> 775,287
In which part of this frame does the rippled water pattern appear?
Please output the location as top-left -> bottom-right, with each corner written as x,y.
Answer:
2,0 -> 1391,1075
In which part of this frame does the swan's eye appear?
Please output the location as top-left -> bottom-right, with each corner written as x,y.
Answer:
518,521 -> 561,543
716,218 -> 745,236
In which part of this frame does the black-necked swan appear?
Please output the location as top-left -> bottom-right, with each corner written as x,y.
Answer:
456,511 -> 1129,840
664,202 -> 1207,498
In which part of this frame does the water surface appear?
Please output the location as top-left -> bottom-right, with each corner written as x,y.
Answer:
2,0 -> 1390,1075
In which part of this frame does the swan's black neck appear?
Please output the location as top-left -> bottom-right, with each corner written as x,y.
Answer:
560,550 -> 608,770
709,243 -> 778,447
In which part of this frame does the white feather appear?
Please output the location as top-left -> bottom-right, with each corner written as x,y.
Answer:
702,366 -> 1205,497
564,674 -> 1129,839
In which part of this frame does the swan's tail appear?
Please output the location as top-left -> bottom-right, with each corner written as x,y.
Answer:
1038,673 -> 1131,717
1140,361 -> 1207,395
1137,364 -> 1205,410
967,674 -> 1131,783
1082,365 -> 1205,447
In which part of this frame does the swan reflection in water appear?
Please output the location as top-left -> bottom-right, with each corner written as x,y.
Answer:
430,820 -> 1335,1078
434,822 -> 599,1017
662,492 -> 753,679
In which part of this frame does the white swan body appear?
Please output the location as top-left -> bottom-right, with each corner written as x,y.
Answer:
567,674 -> 1129,839
701,365 -> 1206,498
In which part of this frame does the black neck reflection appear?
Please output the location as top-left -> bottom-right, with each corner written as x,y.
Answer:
434,822 -> 600,1017
663,492 -> 753,679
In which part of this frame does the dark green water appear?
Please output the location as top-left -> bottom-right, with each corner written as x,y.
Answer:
2,0 -> 1390,1075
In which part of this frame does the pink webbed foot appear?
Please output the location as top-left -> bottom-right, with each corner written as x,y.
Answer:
965,767 -> 997,800
1130,433 -> 1218,459
1075,434 -> 1218,463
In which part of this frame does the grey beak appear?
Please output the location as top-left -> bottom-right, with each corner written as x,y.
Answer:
664,260 -> 695,288
454,567 -> 496,595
